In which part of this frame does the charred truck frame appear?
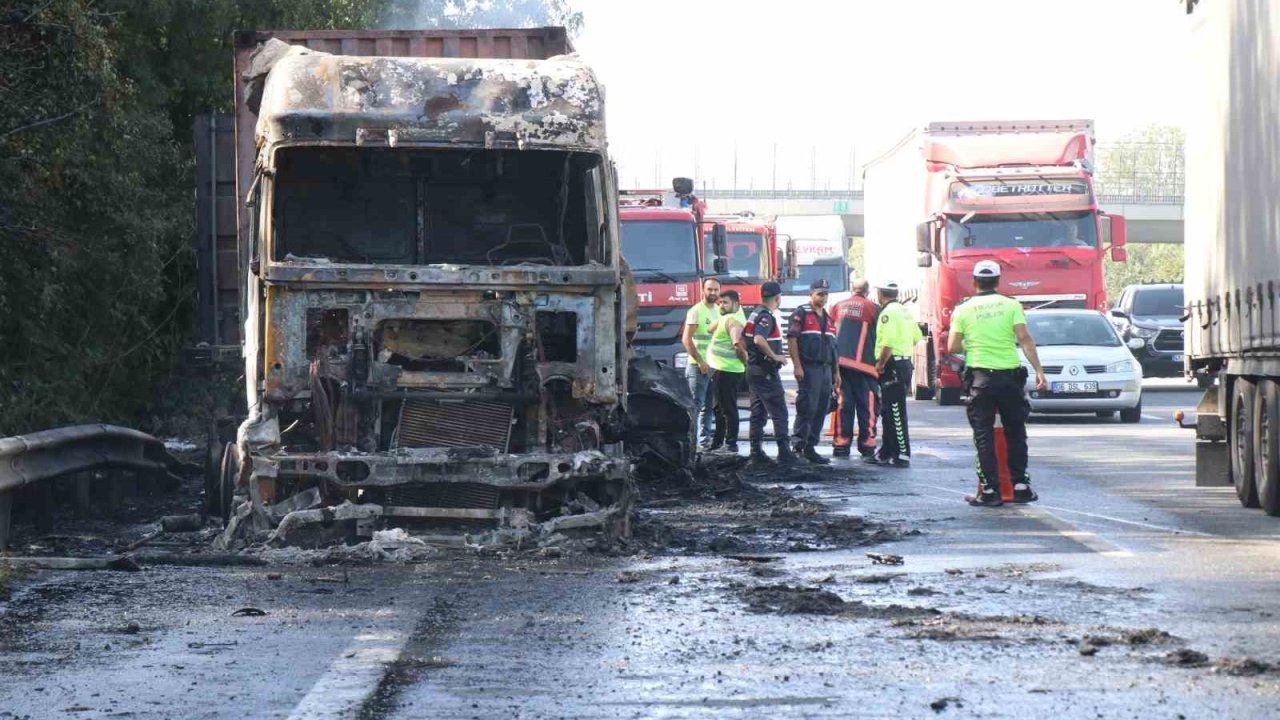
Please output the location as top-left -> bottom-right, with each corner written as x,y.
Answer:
212,29 -> 690,540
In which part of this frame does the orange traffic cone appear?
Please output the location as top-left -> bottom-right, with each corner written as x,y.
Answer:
971,416 -> 1015,502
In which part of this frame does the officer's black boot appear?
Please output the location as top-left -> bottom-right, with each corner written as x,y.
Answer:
802,445 -> 831,465
776,442 -> 799,466
832,443 -> 851,458
968,482 -> 1004,507
746,444 -> 775,469
1012,477 -> 1038,503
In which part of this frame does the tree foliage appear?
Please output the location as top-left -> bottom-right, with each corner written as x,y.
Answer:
0,0 -> 580,435
1097,124 -> 1185,200
1104,244 -> 1184,303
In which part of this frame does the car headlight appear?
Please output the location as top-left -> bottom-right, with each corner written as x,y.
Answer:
1107,359 -> 1135,373
1128,325 -> 1158,339
673,352 -> 689,369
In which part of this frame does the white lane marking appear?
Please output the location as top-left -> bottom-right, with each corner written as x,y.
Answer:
917,481 -> 1215,542
1142,414 -> 1164,422
287,629 -> 411,720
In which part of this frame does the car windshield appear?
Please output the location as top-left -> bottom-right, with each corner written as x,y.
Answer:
947,211 -> 1098,250
1026,313 -> 1122,347
704,231 -> 767,279
621,220 -> 697,276
1132,287 -> 1183,316
783,260 -> 848,294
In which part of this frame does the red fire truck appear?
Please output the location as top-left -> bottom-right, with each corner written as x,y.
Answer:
702,213 -> 781,308
619,179 -> 726,369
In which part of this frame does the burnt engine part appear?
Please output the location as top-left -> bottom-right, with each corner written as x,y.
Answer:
623,356 -> 696,477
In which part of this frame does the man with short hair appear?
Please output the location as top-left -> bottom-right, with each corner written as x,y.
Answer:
948,260 -> 1048,507
682,277 -> 720,448
706,289 -> 748,453
830,278 -> 880,459
743,281 -> 798,467
787,279 -> 839,465
871,281 -> 922,467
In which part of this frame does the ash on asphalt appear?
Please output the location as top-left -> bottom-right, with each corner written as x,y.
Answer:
629,453 -> 911,557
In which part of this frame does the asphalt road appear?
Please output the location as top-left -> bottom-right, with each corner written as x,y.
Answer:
4,379 -> 1280,719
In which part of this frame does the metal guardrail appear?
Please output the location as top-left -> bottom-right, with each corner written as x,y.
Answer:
0,425 -> 184,549
697,188 -> 1186,205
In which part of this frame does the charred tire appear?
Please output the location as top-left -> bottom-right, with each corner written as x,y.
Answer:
217,442 -> 240,525
1253,379 -> 1280,516
1231,378 -> 1261,509
1120,400 -> 1142,424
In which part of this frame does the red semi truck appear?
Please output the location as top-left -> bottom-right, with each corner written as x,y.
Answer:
619,181 -> 726,369
863,120 -> 1128,405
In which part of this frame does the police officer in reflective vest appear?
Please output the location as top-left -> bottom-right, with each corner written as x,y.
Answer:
948,260 -> 1048,507
743,281 -> 798,467
830,277 -> 880,459
871,281 -> 922,466
787,278 -> 839,465
705,289 -> 748,453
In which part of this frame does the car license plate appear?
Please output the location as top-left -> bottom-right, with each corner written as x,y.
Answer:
1173,354 -> 1184,363
1051,381 -> 1097,394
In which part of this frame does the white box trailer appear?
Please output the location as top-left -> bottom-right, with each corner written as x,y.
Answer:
1182,0 -> 1280,514
772,215 -> 851,317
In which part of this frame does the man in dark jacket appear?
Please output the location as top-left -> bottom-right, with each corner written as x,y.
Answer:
787,279 -> 839,465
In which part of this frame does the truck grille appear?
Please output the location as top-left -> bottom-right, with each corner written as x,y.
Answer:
395,399 -> 513,451
1153,329 -> 1183,352
385,483 -> 500,509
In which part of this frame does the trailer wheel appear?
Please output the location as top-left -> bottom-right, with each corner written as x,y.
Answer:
1254,379 -> 1280,516
1231,378 -> 1261,509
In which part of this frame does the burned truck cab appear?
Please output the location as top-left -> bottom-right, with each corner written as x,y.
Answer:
220,40 -> 645,537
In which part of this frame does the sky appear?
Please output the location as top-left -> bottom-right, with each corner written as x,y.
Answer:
570,0 -> 1191,191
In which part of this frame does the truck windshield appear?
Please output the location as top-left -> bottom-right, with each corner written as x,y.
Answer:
1025,313 -> 1122,347
947,210 -> 1097,251
782,260 -> 848,294
272,147 -> 604,266
703,231 -> 767,279
621,220 -> 697,276
1132,287 -> 1183,316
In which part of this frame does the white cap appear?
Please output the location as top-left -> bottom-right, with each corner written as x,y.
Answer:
880,281 -> 900,291
973,260 -> 1001,278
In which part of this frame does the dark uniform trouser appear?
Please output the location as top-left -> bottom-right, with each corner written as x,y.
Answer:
878,359 -> 913,460
792,361 -> 833,450
710,369 -> 743,445
965,368 -> 1030,490
747,365 -> 789,450
834,368 -> 879,456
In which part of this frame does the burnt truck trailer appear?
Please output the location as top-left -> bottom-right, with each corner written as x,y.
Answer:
202,28 -> 693,542
1183,0 -> 1280,515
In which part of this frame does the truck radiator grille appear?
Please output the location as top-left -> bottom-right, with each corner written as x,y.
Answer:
395,400 -> 513,451
385,483 -> 500,509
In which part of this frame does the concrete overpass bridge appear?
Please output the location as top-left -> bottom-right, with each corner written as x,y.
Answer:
702,190 -> 1184,243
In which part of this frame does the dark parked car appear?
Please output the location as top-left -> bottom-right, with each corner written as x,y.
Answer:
1109,284 -> 1186,380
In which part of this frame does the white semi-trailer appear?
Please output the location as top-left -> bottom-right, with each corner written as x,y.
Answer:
1182,0 -> 1280,514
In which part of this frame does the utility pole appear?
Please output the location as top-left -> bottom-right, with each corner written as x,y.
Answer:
732,140 -> 739,192
810,144 -> 816,192
772,142 -> 777,195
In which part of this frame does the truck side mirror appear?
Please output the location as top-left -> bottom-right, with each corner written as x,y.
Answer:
775,249 -> 785,280
916,221 -> 933,254
785,236 -> 798,279
713,257 -> 729,274
672,177 -> 694,196
1103,214 -> 1128,262
916,252 -> 933,268
711,223 -> 728,258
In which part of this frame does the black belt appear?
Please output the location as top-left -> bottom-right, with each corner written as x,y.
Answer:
970,367 -> 1020,374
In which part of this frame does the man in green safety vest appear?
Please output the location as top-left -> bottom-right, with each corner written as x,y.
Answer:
948,260 -> 1048,507
705,289 -> 748,453
682,277 -> 722,449
870,281 -> 923,467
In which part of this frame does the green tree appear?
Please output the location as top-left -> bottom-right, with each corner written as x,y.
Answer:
1104,244 -> 1184,302
1097,124 -> 1185,200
